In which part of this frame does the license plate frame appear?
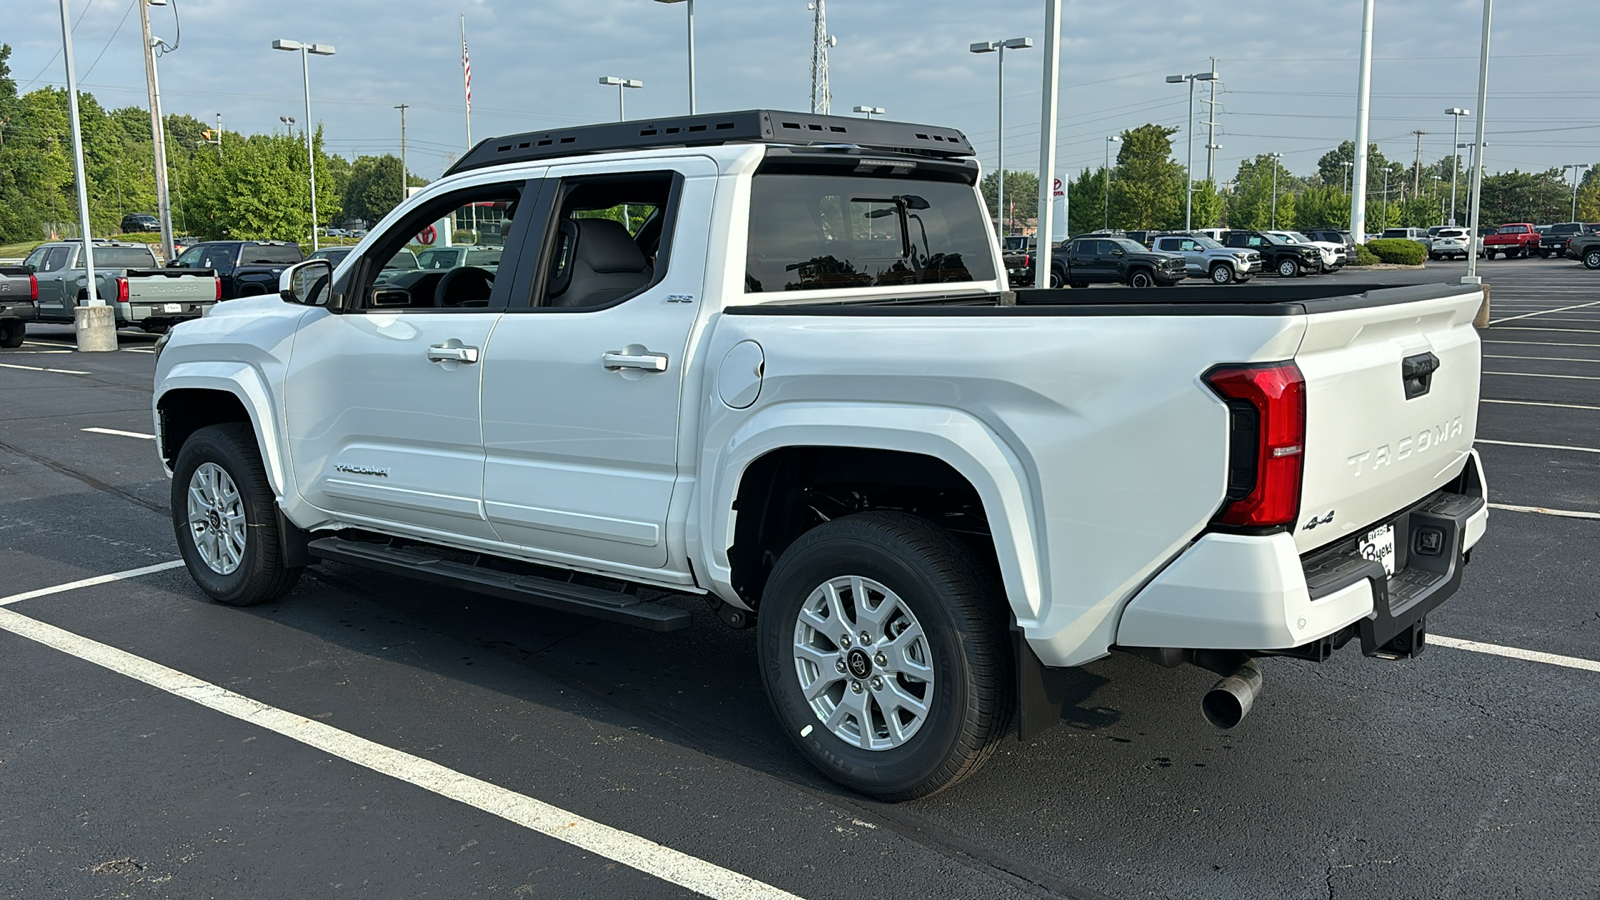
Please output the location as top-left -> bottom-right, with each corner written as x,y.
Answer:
1359,523 -> 1397,577
162,302 -> 183,313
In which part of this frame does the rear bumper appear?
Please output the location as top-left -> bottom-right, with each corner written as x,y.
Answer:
0,302 -> 36,323
1116,450 -> 1487,658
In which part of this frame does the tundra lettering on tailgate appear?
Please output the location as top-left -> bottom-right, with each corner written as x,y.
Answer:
1346,416 -> 1464,477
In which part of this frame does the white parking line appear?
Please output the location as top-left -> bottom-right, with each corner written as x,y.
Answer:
8,349 -> 74,355
0,566 -> 798,900
0,560 -> 186,608
1484,340 -> 1600,349
1485,354 -> 1600,364
0,361 -> 89,375
1483,371 -> 1600,381
1432,635 -> 1600,674
82,427 -> 156,440
1476,438 -> 1600,454
1482,398 -> 1600,412
1488,502 -> 1600,521
1492,326 -> 1600,335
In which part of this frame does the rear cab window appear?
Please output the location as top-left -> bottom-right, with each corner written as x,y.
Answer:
745,170 -> 997,294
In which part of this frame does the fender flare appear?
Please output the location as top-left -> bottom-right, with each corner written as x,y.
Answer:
154,361 -> 288,500
694,402 -> 1047,624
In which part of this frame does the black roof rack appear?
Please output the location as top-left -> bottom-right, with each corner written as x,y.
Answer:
444,109 -> 974,176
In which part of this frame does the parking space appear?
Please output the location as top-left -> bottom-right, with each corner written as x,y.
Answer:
2,263 -> 1598,898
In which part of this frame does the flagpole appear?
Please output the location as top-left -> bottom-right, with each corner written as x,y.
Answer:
462,13 -> 475,240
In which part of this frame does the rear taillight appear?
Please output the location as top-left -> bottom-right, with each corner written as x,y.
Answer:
28,274 -> 38,302
115,277 -> 129,303
1204,361 -> 1306,528
215,277 -> 222,300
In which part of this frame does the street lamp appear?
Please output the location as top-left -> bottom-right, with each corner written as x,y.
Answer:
853,105 -> 885,119
1104,135 -> 1121,230
971,37 -> 1032,236
653,0 -> 695,114
271,39 -> 335,251
1445,108 -> 1471,225
599,76 -> 643,121
1342,160 -> 1354,195
1464,0 -> 1493,284
1268,152 -> 1283,228
1565,164 -> 1590,222
279,115 -> 295,135
1167,69 -> 1217,231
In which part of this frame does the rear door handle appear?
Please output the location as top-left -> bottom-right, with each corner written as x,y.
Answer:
602,350 -> 669,372
426,344 -> 480,364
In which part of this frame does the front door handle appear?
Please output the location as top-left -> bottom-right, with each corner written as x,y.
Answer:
602,350 -> 669,372
426,344 -> 480,364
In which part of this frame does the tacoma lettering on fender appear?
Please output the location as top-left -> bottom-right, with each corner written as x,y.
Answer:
153,109 -> 1489,801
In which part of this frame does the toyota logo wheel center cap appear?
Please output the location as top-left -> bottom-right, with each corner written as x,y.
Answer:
846,648 -> 872,679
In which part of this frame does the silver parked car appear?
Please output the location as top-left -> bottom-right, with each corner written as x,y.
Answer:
1151,233 -> 1260,284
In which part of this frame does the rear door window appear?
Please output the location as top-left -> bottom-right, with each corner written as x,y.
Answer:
746,173 -> 996,293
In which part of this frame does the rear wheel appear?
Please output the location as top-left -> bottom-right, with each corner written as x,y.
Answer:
756,512 -> 1012,801
1128,269 -> 1154,288
0,320 -> 23,348
1585,249 -> 1600,270
1209,263 -> 1235,284
171,423 -> 302,607
1277,258 -> 1300,278
1048,267 -> 1064,289
1484,249 -> 1495,260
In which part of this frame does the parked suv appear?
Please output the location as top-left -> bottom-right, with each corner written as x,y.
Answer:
1380,227 -> 1431,247
1302,229 -> 1356,256
1150,233 -> 1259,284
1221,230 -> 1324,277
120,213 -> 160,233
1430,227 -> 1477,261
152,108 -> 1489,801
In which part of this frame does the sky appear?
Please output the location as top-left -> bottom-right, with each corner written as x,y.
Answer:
4,0 -> 1597,188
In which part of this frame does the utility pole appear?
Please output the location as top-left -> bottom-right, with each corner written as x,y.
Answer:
395,103 -> 409,200
808,1 -> 834,114
138,0 -> 175,261
1033,0 -> 1062,286
1202,57 -> 1221,182
1412,130 -> 1426,199
1350,0 -> 1376,243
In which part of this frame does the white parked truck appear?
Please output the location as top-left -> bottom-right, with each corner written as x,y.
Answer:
152,110 -> 1489,800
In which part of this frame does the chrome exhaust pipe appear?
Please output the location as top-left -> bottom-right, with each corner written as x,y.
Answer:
1201,659 -> 1263,729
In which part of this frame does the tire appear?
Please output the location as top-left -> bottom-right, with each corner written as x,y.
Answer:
1277,258 -> 1301,278
171,423 -> 302,607
1429,253 -> 1439,261
0,321 -> 23,348
1128,269 -> 1154,289
1484,250 -> 1495,260
1048,267 -> 1064,289
1209,263 -> 1235,284
1069,281 -> 1088,289
756,512 -> 1013,801
1585,250 -> 1600,270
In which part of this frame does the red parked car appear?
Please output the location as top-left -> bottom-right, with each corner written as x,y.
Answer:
1482,223 -> 1540,259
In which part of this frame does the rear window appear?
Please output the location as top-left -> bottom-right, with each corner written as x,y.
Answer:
1381,229 -> 1410,238
465,249 -> 502,267
242,245 -> 303,264
76,247 -> 157,268
1496,225 -> 1527,235
746,174 -> 996,293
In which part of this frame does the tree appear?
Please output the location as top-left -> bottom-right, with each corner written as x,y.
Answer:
1189,179 -> 1222,230
1066,166 -> 1107,236
1478,169 -> 1569,225
1227,155 -> 1296,231
1108,125 -> 1183,230
1295,184 -> 1348,229
978,169 -> 1039,234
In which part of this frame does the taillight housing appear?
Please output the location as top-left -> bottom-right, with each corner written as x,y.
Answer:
215,277 -> 222,301
1204,361 -> 1306,529
28,274 -> 38,302
115,277 -> 130,303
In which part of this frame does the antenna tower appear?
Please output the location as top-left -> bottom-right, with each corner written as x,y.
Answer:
809,1 -> 835,114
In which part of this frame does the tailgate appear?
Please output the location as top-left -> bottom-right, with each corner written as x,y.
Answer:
1292,284 -> 1483,554
126,268 -> 219,303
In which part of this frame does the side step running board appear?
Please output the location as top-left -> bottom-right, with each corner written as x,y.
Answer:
306,536 -> 692,632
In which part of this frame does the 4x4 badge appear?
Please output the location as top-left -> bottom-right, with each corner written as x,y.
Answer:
1301,510 -> 1335,531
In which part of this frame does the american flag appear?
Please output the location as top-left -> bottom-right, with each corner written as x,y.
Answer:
462,33 -> 472,113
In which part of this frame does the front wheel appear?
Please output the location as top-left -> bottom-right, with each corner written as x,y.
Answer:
756,512 -> 1012,801
1128,269 -> 1154,288
171,424 -> 302,607
1585,250 -> 1600,270
1048,267 -> 1064,289
1209,263 -> 1235,284
1277,258 -> 1301,278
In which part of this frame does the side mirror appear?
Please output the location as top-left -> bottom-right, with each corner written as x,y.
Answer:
279,258 -> 332,305
167,260 -> 184,268
1111,248 -> 1125,257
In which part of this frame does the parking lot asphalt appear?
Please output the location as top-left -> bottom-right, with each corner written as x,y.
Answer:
1,257 -> 1596,899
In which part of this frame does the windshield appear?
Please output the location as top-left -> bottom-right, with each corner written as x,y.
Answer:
746,174 -> 997,293
1285,232 -> 1315,243
1188,235 -> 1223,249
1382,229 -> 1410,237
1496,225 -> 1526,235
1107,238 -> 1147,254
74,247 -> 157,269
308,248 -> 352,264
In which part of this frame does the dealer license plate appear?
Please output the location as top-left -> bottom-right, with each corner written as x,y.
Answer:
162,303 -> 183,313
1359,524 -> 1397,577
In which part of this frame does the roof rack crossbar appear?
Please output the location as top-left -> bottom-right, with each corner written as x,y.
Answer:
444,109 -> 973,176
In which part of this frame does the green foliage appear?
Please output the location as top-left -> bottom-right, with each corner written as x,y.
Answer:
1226,154 -> 1297,230
1347,244 -> 1379,267
979,169 -> 1039,233
343,155 -> 408,227
1478,169 -> 1573,225
1295,184 -> 1349,229
1109,124 -> 1183,230
1188,180 -> 1222,230
1066,166 -> 1108,236
1364,238 -> 1426,265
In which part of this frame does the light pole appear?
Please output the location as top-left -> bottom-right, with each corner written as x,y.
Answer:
971,37 -> 1032,237
1104,135 -> 1121,230
598,76 -> 643,121
1033,0 -> 1063,286
1342,160 -> 1354,195
272,39 -> 335,252
395,103 -> 409,202
1565,164 -> 1589,222
1167,69 -> 1217,231
1269,152 -> 1283,228
280,115 -> 295,136
1464,0 -> 1493,283
58,0 -> 116,351
1350,0 -> 1377,247
853,106 -> 885,119
139,0 -> 175,262
1445,108 -> 1470,225
653,0 -> 696,114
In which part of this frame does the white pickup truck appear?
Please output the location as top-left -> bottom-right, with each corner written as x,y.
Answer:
152,111 -> 1489,800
